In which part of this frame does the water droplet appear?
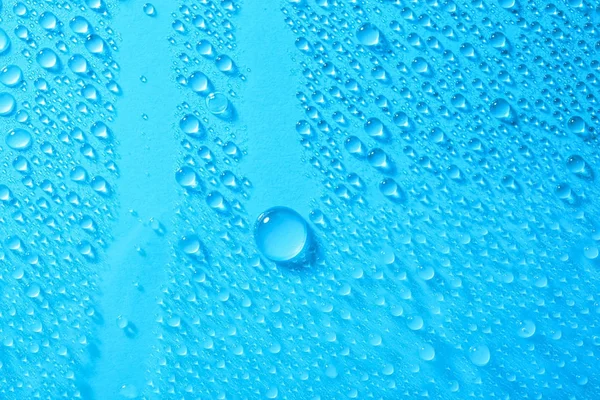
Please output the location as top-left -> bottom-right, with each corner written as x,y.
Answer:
143,3 -> 156,16
86,0 -> 107,13
419,344 -> 435,361
206,92 -> 230,116
85,34 -> 109,57
0,65 -> 23,87
77,240 -> 96,259
345,136 -> 367,158
68,54 -> 91,76
176,166 -> 202,192
364,118 -> 389,141
39,12 -> 59,31
91,121 -> 112,140
412,57 -> 432,76
116,315 -> 129,329
490,32 -> 508,49
13,3 -> 28,17
357,23 -> 382,46
206,191 -> 230,213
498,0 -> 517,9
6,128 -> 32,151
379,178 -> 404,203
37,48 -> 62,72
584,246 -> 599,260
179,114 -> 205,138
0,29 -> 11,54
220,170 -> 240,191
196,40 -> 214,57
567,116 -> 588,138
188,71 -> 211,94
70,166 -> 89,183
26,284 -> 41,298
255,207 -> 310,263
490,98 -> 514,120
0,185 -> 12,202
70,16 -> 91,36
368,148 -> 394,174
216,54 -> 236,74
179,234 -> 203,256
0,93 -> 16,116
407,316 -> 424,330
517,320 -> 536,338
566,155 -> 594,180
90,176 -> 111,196
379,246 -> 395,264
119,384 -> 139,399
266,387 -> 278,399
469,344 -> 491,366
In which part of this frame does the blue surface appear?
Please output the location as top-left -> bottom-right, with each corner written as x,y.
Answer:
1,0 -> 600,399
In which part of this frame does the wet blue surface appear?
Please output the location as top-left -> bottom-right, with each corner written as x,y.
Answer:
1,0 -> 600,399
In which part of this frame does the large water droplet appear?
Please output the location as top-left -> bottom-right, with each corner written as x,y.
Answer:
255,207 -> 310,263
6,128 -> 32,151
206,190 -> 230,213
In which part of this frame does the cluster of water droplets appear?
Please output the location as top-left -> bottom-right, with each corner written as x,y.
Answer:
0,0 -> 122,398
2,0 -> 599,398
273,0 -> 600,398
124,0 -> 600,397
137,1 -> 275,398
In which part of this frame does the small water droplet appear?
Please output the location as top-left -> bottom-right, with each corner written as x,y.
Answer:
143,3 -> 156,16
469,344 -> 491,366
